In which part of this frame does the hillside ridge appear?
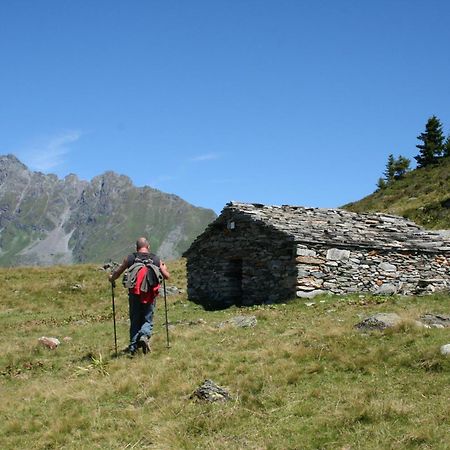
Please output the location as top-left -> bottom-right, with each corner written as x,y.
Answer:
343,157 -> 450,230
0,154 -> 216,266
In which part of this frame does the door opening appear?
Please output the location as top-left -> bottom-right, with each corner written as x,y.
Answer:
226,258 -> 243,306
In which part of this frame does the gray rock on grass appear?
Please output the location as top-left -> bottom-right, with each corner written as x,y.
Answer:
440,344 -> 450,356
38,337 -> 60,349
231,315 -> 257,328
420,314 -> 450,328
164,285 -> 185,296
375,283 -> 399,295
190,379 -> 233,402
355,313 -> 402,331
356,313 -> 427,331
217,315 -> 257,328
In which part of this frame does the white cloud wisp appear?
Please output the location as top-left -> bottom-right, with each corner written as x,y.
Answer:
190,152 -> 221,162
18,131 -> 82,172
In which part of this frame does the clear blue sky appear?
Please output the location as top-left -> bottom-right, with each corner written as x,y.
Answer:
1,1 -> 450,214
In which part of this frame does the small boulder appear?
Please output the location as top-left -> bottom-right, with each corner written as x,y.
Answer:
164,285 -> 185,296
38,337 -> 60,350
230,315 -> 257,328
190,379 -> 233,402
355,313 -> 402,331
217,315 -> 257,328
420,314 -> 450,328
440,344 -> 450,356
375,283 -> 398,295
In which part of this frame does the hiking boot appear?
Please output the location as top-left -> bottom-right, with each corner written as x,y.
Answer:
138,335 -> 151,354
122,346 -> 137,357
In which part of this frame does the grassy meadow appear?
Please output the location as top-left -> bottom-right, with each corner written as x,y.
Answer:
1,260 -> 449,449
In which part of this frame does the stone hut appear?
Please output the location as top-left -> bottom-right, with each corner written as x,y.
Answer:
183,202 -> 450,309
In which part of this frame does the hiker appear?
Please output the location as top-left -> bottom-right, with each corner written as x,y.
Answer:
109,237 -> 170,355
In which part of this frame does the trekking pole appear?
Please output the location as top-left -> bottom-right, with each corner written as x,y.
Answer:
163,279 -> 170,348
111,282 -> 118,357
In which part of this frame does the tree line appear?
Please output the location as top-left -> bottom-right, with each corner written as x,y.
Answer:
377,115 -> 450,190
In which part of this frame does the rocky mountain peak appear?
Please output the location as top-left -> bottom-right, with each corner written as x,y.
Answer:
0,154 -> 216,266
0,153 -> 27,168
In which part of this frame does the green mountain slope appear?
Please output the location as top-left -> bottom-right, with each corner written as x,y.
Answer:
343,157 -> 450,229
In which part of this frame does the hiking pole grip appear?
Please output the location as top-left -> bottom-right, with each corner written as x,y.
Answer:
163,279 -> 170,348
111,283 -> 118,357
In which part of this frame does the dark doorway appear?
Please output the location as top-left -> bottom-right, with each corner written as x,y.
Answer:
226,258 -> 243,306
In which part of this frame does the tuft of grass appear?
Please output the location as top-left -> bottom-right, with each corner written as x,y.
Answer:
75,352 -> 109,376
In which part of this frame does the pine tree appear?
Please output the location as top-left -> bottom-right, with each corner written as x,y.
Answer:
383,154 -> 396,183
414,116 -> 445,168
393,155 -> 410,179
376,177 -> 387,191
444,134 -> 450,158
381,154 -> 410,185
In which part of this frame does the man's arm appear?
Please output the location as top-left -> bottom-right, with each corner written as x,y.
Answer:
109,257 -> 128,283
160,261 -> 170,280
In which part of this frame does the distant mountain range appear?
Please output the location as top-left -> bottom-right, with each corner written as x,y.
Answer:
0,154 -> 216,266
343,156 -> 450,230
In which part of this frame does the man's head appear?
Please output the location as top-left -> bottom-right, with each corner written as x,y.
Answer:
136,237 -> 150,251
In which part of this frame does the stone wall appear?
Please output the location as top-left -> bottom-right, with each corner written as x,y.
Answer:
185,216 -> 297,309
295,243 -> 450,298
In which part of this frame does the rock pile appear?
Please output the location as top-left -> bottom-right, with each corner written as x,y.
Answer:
190,379 -> 233,403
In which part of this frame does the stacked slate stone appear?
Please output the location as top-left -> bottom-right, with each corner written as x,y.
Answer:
295,244 -> 449,297
184,202 -> 450,308
184,203 -> 297,308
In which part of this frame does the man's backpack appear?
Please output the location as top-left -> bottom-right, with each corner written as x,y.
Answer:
122,254 -> 163,290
